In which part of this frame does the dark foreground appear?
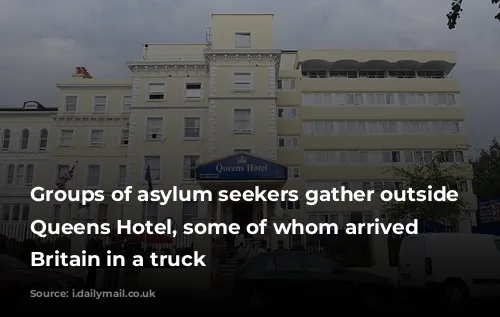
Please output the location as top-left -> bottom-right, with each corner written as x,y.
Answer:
4,288 -> 499,316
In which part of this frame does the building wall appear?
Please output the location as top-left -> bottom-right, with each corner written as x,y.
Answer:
0,13 -> 477,236
0,112 -> 56,225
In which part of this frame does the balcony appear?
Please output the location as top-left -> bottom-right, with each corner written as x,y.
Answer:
300,77 -> 460,93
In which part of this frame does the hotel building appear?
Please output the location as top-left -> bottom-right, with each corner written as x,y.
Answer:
0,14 -> 477,267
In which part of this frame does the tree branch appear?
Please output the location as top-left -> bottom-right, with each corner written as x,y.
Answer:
447,0 -> 500,29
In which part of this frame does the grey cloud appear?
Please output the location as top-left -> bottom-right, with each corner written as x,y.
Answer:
0,0 -> 499,149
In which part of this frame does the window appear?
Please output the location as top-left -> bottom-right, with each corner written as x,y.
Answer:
1,129 -> 10,151
182,201 -> 198,224
446,94 -> 456,105
64,96 -> 77,112
144,156 -> 161,181
277,108 -> 298,120
278,136 -> 299,149
142,202 -> 158,223
5,164 -> 14,185
280,200 -> 300,211
275,254 -> 301,272
148,83 -> 165,100
288,167 -> 300,180
184,117 -> 201,138
1,204 -> 9,222
458,180 -> 469,192
233,109 -> 252,132
97,204 -> 108,224
86,165 -> 100,187
120,129 -> 129,145
90,130 -> 104,146
303,254 -> 339,273
303,149 -> 464,165
118,165 -> 127,186
185,83 -> 202,99
15,165 -> 24,185
93,96 -> 107,113
146,117 -> 163,140
57,165 -> 69,180
25,164 -> 34,186
60,129 -> 74,146
53,205 -> 61,223
183,156 -> 199,181
39,129 -> 48,150
235,32 -> 251,48
233,73 -> 252,90
20,129 -> 29,149
234,148 -> 252,154
308,214 -> 339,224
277,79 -> 297,91
0,203 -> 30,223
123,96 -> 132,113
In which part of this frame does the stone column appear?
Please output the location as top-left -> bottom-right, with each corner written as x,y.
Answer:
262,201 -> 268,219
198,200 -> 208,218
458,215 -> 472,233
192,216 -> 213,289
216,200 -> 222,223
371,209 -> 389,268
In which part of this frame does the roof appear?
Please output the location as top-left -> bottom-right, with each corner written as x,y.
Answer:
0,101 -> 58,112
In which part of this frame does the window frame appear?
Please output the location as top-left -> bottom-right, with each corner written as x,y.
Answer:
185,82 -> 203,100
92,95 -> 108,113
182,155 -> 200,181
86,165 -> 101,187
64,95 -> 78,112
89,129 -> 104,147
145,117 -> 163,141
234,32 -> 251,48
233,109 -> 253,133
233,72 -> 253,90
59,129 -> 75,147
183,117 -> 201,139
147,82 -> 166,101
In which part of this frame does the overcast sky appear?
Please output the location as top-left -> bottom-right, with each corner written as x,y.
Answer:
0,0 -> 498,151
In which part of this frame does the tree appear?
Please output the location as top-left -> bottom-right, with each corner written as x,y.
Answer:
384,156 -> 470,225
470,138 -> 500,199
447,0 -> 500,29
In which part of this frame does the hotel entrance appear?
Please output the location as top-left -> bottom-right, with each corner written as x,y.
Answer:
232,202 -> 254,237
195,153 -> 288,224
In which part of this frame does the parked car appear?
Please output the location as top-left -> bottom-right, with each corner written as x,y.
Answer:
398,233 -> 500,305
0,254 -> 85,305
232,251 -> 394,309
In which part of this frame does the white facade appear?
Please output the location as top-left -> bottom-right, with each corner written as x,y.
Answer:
0,14 -> 477,267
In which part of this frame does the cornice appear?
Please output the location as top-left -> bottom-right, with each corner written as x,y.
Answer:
204,50 -> 281,73
126,61 -> 208,74
56,84 -> 132,89
53,115 -> 129,126
203,49 -> 281,63
126,50 -> 282,74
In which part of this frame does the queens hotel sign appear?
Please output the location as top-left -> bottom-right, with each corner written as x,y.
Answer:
196,154 -> 288,181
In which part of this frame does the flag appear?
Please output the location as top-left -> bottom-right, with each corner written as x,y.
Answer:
145,163 -> 153,192
56,165 -> 76,190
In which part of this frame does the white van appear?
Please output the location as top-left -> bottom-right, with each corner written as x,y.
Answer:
398,233 -> 500,303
